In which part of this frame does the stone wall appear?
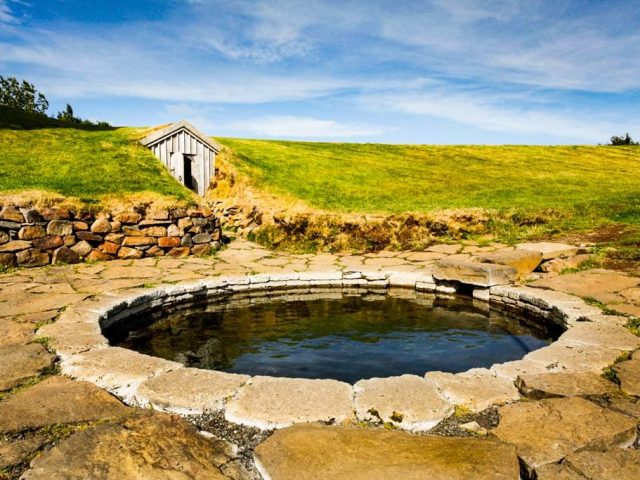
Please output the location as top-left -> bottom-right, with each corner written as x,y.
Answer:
0,204 -> 223,268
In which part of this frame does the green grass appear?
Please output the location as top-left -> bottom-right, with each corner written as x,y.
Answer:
219,138 -> 640,216
0,113 -> 190,203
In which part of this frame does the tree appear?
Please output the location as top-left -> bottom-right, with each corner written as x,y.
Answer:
0,76 -> 49,114
609,133 -> 638,146
56,104 -> 80,123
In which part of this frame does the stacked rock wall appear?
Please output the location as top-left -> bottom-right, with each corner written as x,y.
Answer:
0,204 -> 223,268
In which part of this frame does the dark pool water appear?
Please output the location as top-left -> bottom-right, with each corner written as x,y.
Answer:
110,290 -> 557,384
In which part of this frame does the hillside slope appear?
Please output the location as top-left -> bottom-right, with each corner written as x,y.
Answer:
0,119 -> 191,204
219,138 -> 640,215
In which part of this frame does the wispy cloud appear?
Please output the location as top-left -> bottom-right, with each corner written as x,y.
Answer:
359,86 -> 636,142
227,115 -> 387,138
0,0 -> 19,24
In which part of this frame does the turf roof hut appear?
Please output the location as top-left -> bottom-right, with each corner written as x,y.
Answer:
140,120 -> 221,196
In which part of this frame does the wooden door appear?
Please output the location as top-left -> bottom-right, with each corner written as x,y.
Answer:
170,152 -> 184,185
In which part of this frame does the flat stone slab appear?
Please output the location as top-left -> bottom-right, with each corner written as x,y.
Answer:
476,249 -> 542,276
60,347 -> 183,404
530,269 -> 639,304
492,397 -> 637,473
136,368 -> 249,415
535,463 -> 585,480
432,259 -> 517,287
225,376 -> 354,429
425,369 -> 519,412
558,321 -> 640,351
562,449 -> 640,480
0,343 -> 54,391
0,434 -> 47,469
254,424 -> 520,480
0,319 -> 35,346
516,242 -> 578,260
0,292 -> 88,318
21,412 -> 230,480
607,396 -> 640,419
0,376 -> 129,434
613,354 -> 640,396
354,374 -> 453,431
523,342 -> 623,374
516,371 -> 619,398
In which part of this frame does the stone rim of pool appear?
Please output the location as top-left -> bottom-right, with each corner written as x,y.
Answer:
39,270 -> 629,432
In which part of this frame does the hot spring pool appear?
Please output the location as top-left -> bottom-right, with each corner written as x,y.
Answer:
108,289 -> 559,384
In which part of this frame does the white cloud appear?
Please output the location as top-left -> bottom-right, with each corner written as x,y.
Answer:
358,87 -> 636,142
227,115 -> 387,138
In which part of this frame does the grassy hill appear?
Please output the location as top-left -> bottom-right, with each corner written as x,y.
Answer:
0,109 -> 190,204
219,138 -> 640,217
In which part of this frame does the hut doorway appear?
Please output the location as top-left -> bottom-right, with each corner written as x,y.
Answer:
183,155 -> 194,190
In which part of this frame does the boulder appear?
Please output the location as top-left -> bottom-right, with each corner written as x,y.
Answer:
117,246 -> 144,259
76,231 -> 103,243
115,212 -> 141,224
16,249 -> 50,267
99,241 -> 121,255
46,220 -> 73,236
167,224 -> 181,237
0,230 -> 9,244
0,240 -> 32,253
191,244 -> 211,256
72,220 -> 89,231
0,205 -> 24,223
32,235 -> 63,250
122,236 -> 156,247
0,252 -> 16,267
158,236 -> 181,248
477,249 -> 542,275
141,226 -> 167,237
71,240 -> 92,257
41,207 -> 71,220
90,217 -> 112,234
168,247 -> 191,258
20,208 -> 44,223
18,225 -> 46,240
86,249 -> 112,261
192,232 -> 212,244
52,246 -> 81,265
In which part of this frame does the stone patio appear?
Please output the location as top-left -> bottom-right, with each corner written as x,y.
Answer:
0,237 -> 639,479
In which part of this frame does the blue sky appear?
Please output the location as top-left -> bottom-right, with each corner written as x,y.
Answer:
1,0 -> 639,144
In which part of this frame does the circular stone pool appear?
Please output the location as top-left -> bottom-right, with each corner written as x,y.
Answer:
108,289 -> 559,384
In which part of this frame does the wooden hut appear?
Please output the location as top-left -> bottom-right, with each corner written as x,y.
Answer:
140,121 -> 221,196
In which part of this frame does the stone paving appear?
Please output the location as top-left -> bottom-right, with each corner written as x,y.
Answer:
0,237 -> 639,479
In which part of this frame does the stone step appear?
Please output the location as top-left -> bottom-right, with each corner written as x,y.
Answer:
432,259 -> 517,287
